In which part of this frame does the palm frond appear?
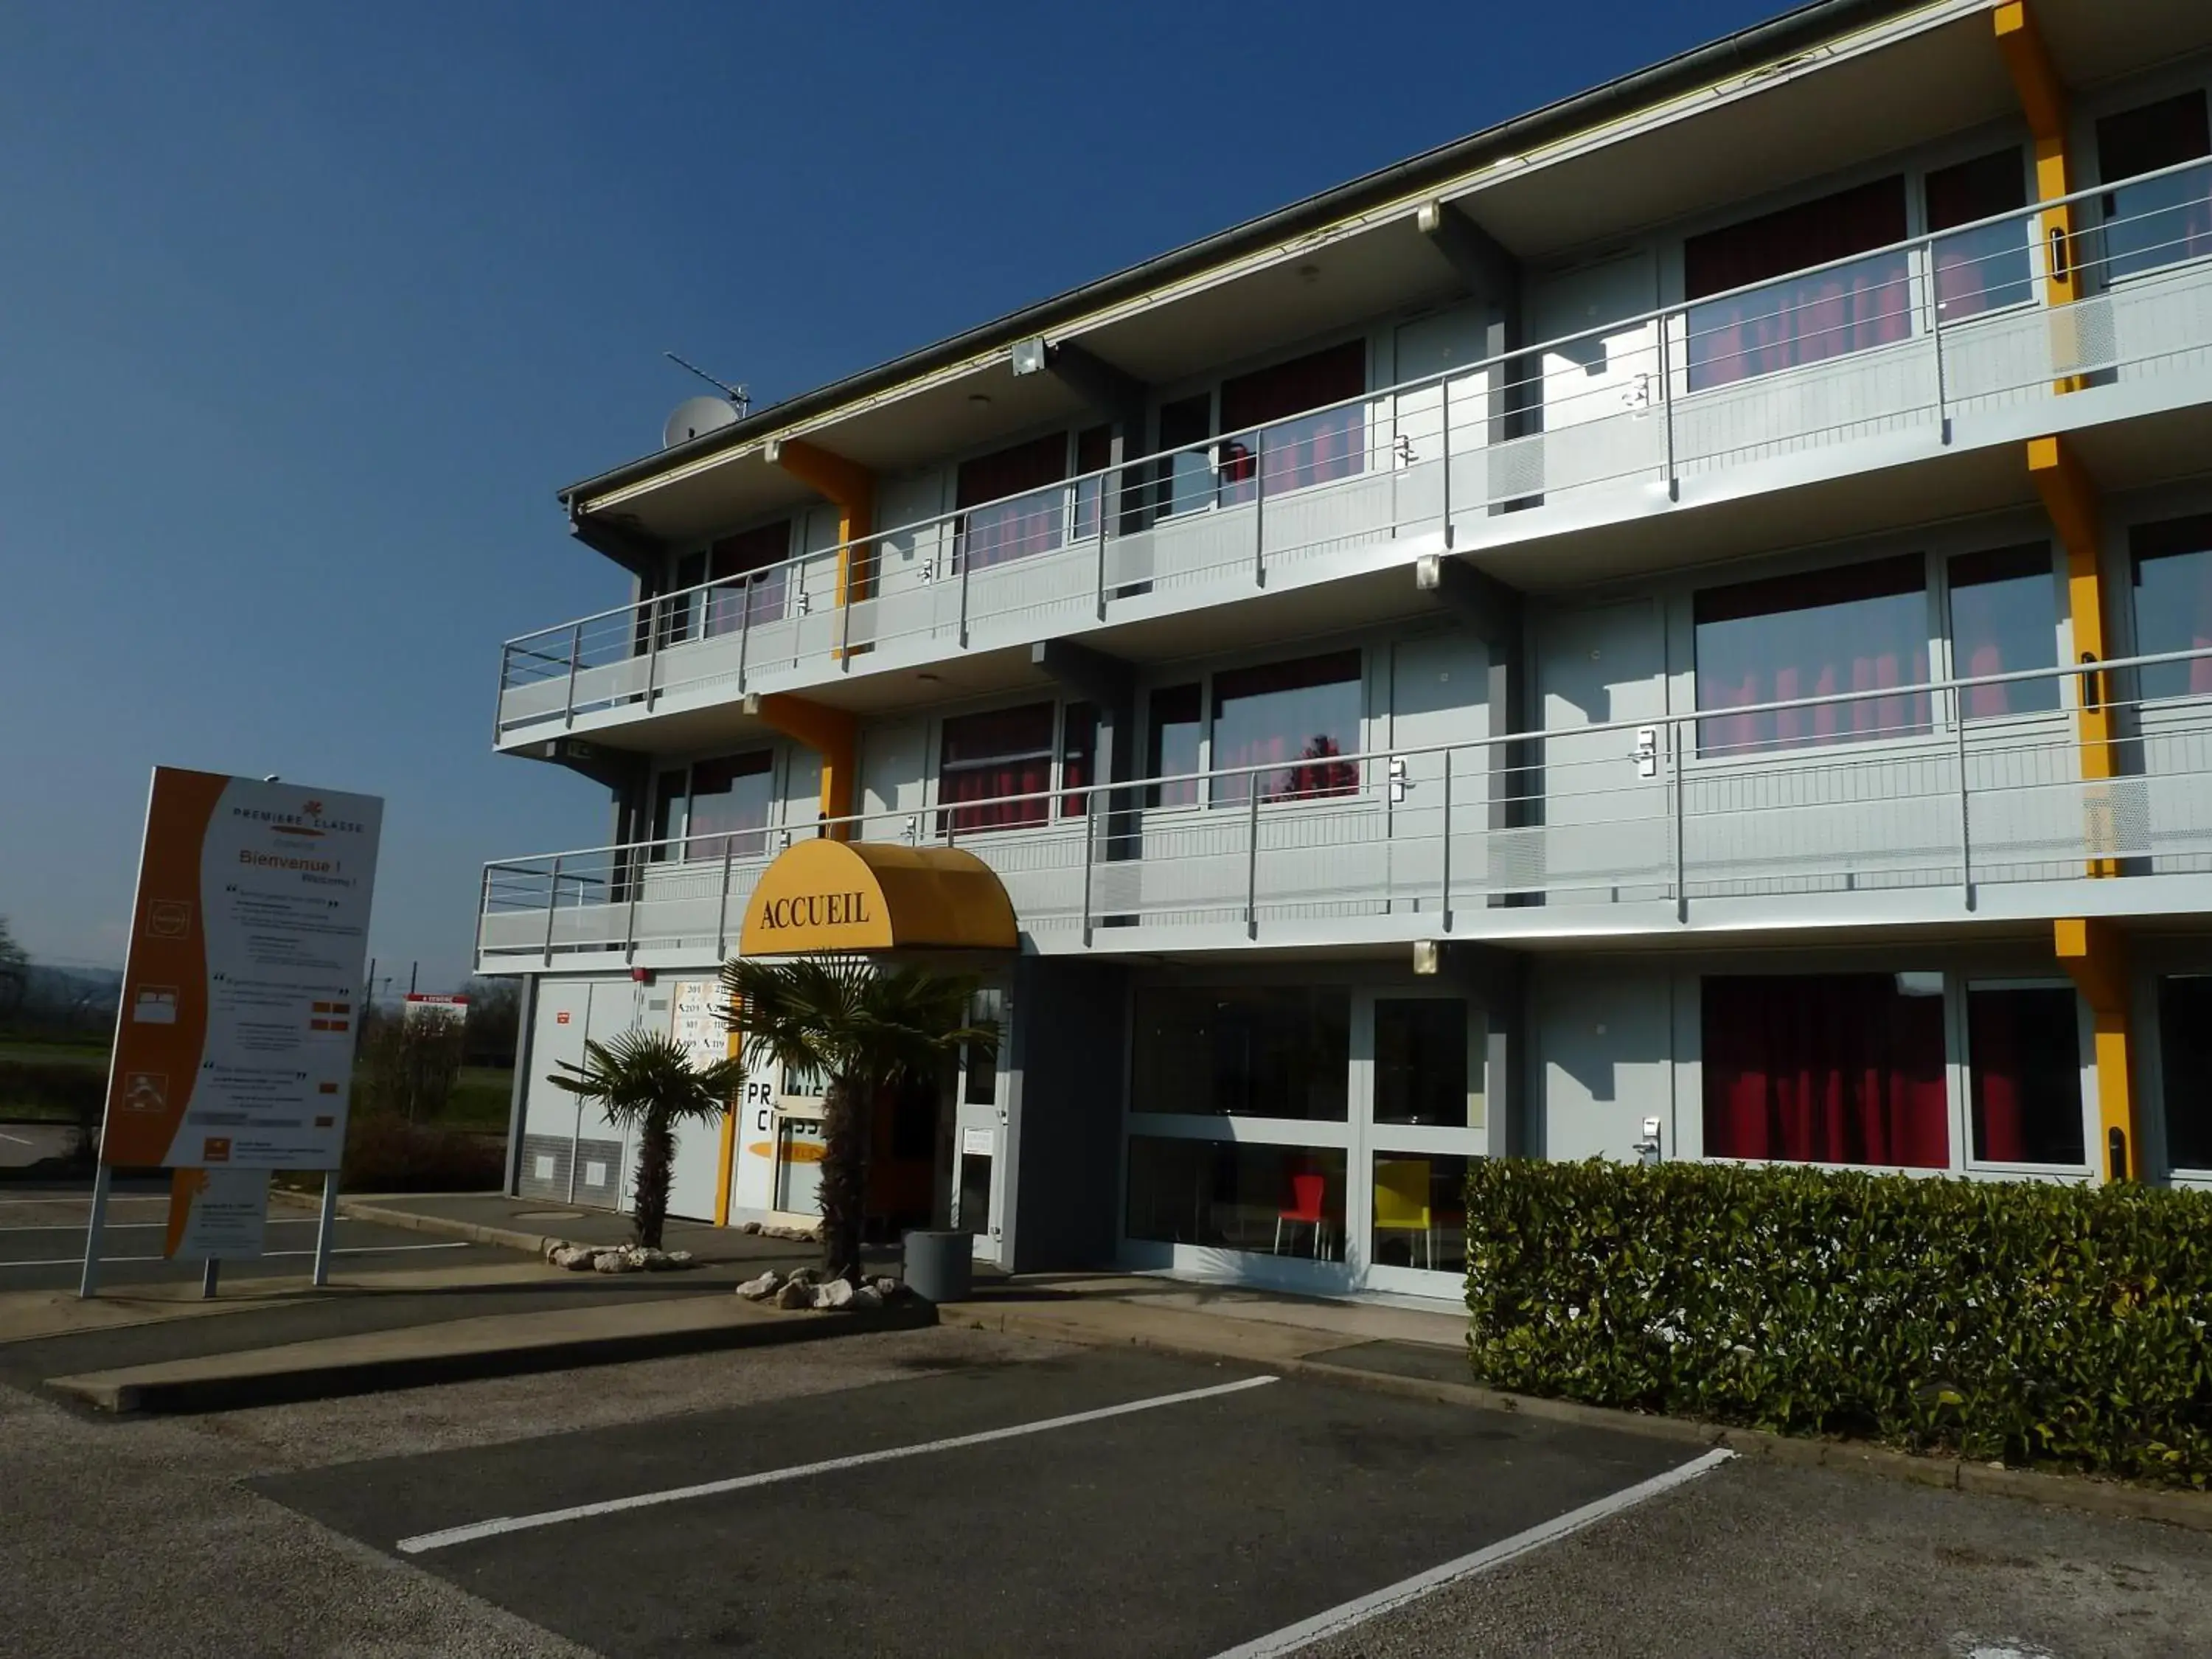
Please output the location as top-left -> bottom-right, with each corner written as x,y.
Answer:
547,1027 -> 743,1133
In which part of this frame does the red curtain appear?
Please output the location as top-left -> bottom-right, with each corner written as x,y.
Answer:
938,703 -> 1055,834
1220,341 -> 1366,504
1210,651 -> 1363,803
958,434 -> 1068,571
1967,989 -> 2025,1163
1685,177 -> 1910,391
1703,975 -> 1949,1169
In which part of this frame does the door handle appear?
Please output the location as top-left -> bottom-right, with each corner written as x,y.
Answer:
1388,757 -> 1411,803
1633,727 -> 1659,779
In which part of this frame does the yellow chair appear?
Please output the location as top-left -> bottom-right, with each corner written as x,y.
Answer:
1371,1158 -> 1436,1269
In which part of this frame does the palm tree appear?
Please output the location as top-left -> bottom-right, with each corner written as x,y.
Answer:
721,957 -> 993,1285
547,1029 -> 744,1249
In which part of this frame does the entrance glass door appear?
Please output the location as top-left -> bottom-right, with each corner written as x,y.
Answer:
1352,991 -> 1483,1297
951,984 -> 1008,1264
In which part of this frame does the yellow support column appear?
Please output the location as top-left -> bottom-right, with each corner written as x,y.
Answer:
2055,917 -> 2137,1182
1994,2 -> 2085,389
748,692 -> 858,838
2026,435 -> 2118,876
768,437 -> 876,651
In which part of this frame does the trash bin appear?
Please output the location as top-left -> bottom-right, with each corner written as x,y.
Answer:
902,1229 -> 972,1303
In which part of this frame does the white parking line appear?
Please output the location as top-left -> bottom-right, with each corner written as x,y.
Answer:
0,1218 -> 321,1234
0,1132 -> 35,1147
0,1241 -> 468,1270
1206,1448 -> 1736,1659
397,1374 -> 1281,1555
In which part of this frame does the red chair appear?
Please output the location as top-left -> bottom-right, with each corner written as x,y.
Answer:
1273,1172 -> 1331,1259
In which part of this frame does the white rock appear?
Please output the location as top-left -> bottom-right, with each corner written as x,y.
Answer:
785,1266 -> 821,1289
813,1278 -> 855,1310
739,1221 -> 762,1234
734,1270 -> 782,1300
773,1279 -> 813,1310
665,1250 -> 693,1266
871,1276 -> 900,1298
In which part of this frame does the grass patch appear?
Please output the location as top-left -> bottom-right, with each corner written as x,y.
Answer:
0,1039 -> 108,1070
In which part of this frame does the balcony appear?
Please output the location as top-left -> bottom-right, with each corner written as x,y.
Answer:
495,161 -> 2212,745
479,645 -> 2212,971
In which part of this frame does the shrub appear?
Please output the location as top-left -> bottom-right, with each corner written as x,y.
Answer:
357,1009 -> 465,1122
337,1112 -> 504,1194
1464,1159 -> 2212,1486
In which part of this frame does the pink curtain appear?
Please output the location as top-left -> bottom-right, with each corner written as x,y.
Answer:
938,703 -> 1055,835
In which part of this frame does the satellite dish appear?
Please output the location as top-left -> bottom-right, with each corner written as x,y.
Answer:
663,395 -> 740,448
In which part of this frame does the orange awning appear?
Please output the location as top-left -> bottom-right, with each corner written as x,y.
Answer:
737,840 -> 1017,956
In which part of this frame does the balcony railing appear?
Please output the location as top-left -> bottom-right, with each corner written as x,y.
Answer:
480,645 -> 2212,965
495,159 -> 2212,741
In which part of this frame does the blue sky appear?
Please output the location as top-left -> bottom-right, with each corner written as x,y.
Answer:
0,0 -> 1774,988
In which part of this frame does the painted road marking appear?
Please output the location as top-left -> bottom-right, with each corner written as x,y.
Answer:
0,1132 -> 35,1147
1206,1448 -> 1737,1659
0,1241 -> 468,1270
0,1217 -> 321,1233
398,1374 -> 1282,1555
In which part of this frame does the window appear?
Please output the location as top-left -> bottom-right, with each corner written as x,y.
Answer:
1125,1138 -> 1346,1261
2132,515 -> 2212,700
1927,150 -> 2032,319
1217,340 -> 1367,504
937,702 -> 1055,835
683,751 -> 774,862
1370,1153 -> 1470,1274
964,987 -> 1004,1107
2158,975 -> 2212,1172
956,433 -> 1068,571
1155,394 -> 1213,519
1950,545 -> 2058,717
2096,93 -> 2212,282
1683,177 -> 1911,391
1060,701 -> 1098,818
1146,684 -> 1203,807
1071,425 -> 1113,542
647,770 -> 686,858
1702,974 -> 1949,1168
1210,650 -> 1363,806
1371,998 -> 1471,1127
707,521 -> 792,632
1967,984 -> 2084,1166
1695,555 -> 1931,755
1131,984 -> 1350,1120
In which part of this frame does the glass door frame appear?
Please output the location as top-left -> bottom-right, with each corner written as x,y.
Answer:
1351,987 -> 1486,1298
952,979 -> 1011,1265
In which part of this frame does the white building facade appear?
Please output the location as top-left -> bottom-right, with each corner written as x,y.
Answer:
482,0 -> 2212,1302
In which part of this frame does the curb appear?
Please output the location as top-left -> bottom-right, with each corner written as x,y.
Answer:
957,1305 -> 2212,1535
266,1189 -> 560,1258
49,1300 -> 941,1416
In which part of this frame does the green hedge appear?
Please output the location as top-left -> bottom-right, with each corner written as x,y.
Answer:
1464,1160 -> 2212,1485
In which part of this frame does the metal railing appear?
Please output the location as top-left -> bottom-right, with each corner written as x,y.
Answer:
492,158 -> 2212,740
479,644 -> 2212,964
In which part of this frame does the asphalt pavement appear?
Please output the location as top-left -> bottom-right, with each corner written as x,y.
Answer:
0,1183 -> 508,1293
0,1121 -> 78,1168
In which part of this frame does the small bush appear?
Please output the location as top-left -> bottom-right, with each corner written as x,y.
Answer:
338,1112 -> 504,1193
356,1009 -> 466,1122
1465,1159 -> 2212,1485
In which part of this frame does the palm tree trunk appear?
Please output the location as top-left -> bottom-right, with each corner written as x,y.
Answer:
633,1109 -> 674,1250
818,1074 -> 868,1284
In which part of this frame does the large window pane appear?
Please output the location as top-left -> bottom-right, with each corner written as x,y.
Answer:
1372,998 -> 1471,1127
1125,1137 -> 1346,1261
684,751 -> 774,862
2158,975 -> 2212,1172
1968,984 -> 2084,1166
1219,341 -> 1368,505
1155,394 -> 1214,519
707,521 -> 791,633
1950,545 -> 2058,717
1210,650 -> 1363,805
2132,516 -> 2212,700
957,434 -> 1068,572
1927,150 -> 2033,319
938,703 -> 1055,835
1683,178 -> 1911,391
1059,701 -> 1098,818
1132,984 -> 1350,1120
2096,94 -> 2212,282
1702,973 -> 1949,1168
1695,555 -> 1932,755
1371,1153 -> 1470,1274
1146,684 -> 1203,808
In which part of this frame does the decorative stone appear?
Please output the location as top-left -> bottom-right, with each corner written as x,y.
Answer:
813,1278 -> 855,1310
552,1245 -> 597,1271
739,1221 -> 762,1234
871,1276 -> 900,1298
785,1266 -> 821,1289
774,1279 -> 813,1310
665,1250 -> 694,1266
734,1270 -> 782,1300
592,1253 -> 631,1274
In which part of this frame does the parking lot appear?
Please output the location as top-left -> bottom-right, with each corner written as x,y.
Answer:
5,1322 -> 2211,1658
0,1184 -> 502,1293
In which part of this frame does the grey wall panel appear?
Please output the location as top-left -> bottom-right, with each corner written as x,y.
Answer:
1005,956 -> 1130,1273
1534,961 -> 1674,1163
